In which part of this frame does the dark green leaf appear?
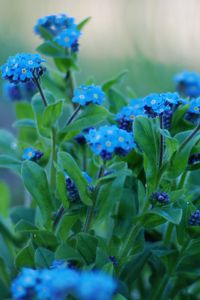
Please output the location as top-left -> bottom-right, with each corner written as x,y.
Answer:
43,100 -> 63,128
77,17 -> 91,30
76,233 -> 98,264
34,247 -> 54,268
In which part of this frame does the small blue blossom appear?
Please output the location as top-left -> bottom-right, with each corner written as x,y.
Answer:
189,209 -> 200,226
86,125 -> 135,160
72,85 -> 105,106
77,271 -> 116,300
174,71 -> 200,98
22,147 -> 43,162
143,92 -> 183,117
152,192 -> 170,205
185,98 -> 200,125
115,105 -> 144,132
1,53 -> 45,84
55,26 -> 81,48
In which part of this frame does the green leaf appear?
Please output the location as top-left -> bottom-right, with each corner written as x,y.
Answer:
22,161 -> 54,225
13,119 -> 36,129
15,242 -> 35,269
102,70 -> 128,92
0,155 -> 21,174
143,207 -> 182,226
34,247 -> 54,268
76,233 -> 98,264
0,181 -> 10,217
0,130 -> 17,155
37,41 -> 65,58
106,88 -> 127,114
43,100 -> 63,128
15,220 -> 38,233
32,230 -> 58,250
60,104 -> 111,141
55,213 -> 78,240
168,131 -> 200,178
55,243 -> 84,263
56,171 -> 69,208
77,17 -> 91,30
134,116 -> 160,193
36,26 -> 53,40
58,152 -> 92,205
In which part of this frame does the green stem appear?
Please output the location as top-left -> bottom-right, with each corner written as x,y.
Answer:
65,105 -> 81,127
179,122 -> 200,152
82,166 -> 105,232
159,114 -> 164,169
66,70 -> 76,100
50,127 -> 57,189
32,75 -> 48,107
164,223 -> 174,246
53,205 -> 65,229
118,223 -> 141,265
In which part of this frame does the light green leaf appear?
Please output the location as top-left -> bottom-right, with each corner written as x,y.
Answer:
43,100 -> 63,128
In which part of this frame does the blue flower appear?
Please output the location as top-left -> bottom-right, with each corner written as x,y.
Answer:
188,98 -> 200,114
77,271 -> 116,300
35,14 -> 81,53
4,81 -> 37,101
34,14 -> 76,38
143,92 -> 183,117
115,105 -> 144,132
55,26 -> 81,48
189,209 -> 200,226
72,85 -> 105,106
151,192 -> 170,205
188,153 -> 200,165
174,71 -> 200,98
22,147 -> 43,162
86,125 -> 135,160
1,53 -> 45,84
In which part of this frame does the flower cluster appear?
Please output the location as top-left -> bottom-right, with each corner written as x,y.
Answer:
4,81 -> 37,101
115,104 -> 144,132
174,71 -> 200,98
86,125 -> 135,160
1,53 -> 45,84
151,192 -> 170,205
12,267 -> 116,300
65,171 -> 93,202
143,92 -> 183,117
72,85 -> 105,106
22,147 -> 43,162
188,209 -> 200,226
75,128 -> 93,145
34,14 -> 81,52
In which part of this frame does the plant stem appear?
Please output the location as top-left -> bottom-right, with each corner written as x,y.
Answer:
65,70 -> 76,100
179,122 -> 200,152
178,171 -> 188,189
53,205 -> 65,229
159,114 -> 164,168
65,105 -> 81,127
50,127 -> 57,190
32,75 -> 48,107
164,223 -> 174,246
82,165 -> 105,232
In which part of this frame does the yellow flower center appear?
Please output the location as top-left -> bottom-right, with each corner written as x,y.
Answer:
22,68 -> 27,74
105,141 -> 112,147
28,151 -> 33,158
118,137 -> 124,142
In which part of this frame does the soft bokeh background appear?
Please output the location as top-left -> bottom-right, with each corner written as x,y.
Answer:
1,0 -> 200,202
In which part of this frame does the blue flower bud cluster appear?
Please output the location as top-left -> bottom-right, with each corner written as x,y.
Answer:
188,153 -> 200,165
72,85 -> 105,106
188,209 -> 200,226
34,14 -> 81,52
3,81 -> 37,101
115,103 -> 144,132
1,53 -> 45,84
174,71 -> 200,98
152,192 -> 170,205
12,267 -> 116,300
22,147 -> 43,162
185,98 -> 200,125
86,125 -> 135,160
65,171 -> 93,202
75,128 -> 94,145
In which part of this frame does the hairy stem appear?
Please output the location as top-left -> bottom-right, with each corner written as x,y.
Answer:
82,165 -> 105,232
65,105 -> 81,127
159,114 -> 164,168
32,75 -> 48,107
50,127 -> 57,190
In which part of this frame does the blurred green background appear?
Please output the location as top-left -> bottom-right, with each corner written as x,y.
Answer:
0,0 -> 200,203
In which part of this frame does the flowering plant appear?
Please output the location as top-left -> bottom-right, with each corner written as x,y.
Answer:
0,12 -> 200,300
